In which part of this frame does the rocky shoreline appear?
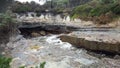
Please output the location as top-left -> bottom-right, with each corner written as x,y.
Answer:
18,22 -> 120,54
0,16 -> 119,67
8,34 -> 120,68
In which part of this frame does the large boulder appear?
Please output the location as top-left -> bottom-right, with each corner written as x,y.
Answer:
59,33 -> 120,54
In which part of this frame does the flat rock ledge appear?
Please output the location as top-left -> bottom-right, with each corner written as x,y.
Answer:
59,33 -> 120,54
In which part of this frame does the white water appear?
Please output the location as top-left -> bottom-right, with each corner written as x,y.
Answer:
8,35 -> 105,68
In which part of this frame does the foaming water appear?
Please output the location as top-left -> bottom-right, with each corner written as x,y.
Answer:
46,35 -> 72,49
46,35 -> 62,44
8,35 -> 105,68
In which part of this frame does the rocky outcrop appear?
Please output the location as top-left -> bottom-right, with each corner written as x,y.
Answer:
18,22 -> 81,37
59,33 -> 120,54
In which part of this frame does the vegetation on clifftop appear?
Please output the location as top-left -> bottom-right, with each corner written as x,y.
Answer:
11,0 -> 91,13
71,0 -> 120,24
10,0 -> 120,24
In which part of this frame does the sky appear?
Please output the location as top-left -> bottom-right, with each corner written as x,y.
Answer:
15,0 -> 47,5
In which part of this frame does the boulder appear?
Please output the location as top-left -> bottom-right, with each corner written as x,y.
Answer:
31,32 -> 40,37
59,35 -> 120,54
39,31 -> 46,36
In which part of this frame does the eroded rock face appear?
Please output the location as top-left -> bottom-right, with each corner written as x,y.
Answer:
59,34 -> 120,54
18,22 -> 81,37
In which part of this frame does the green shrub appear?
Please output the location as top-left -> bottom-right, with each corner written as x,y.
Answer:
71,4 -> 93,19
112,4 -> 120,15
0,56 -> 12,68
0,13 -> 15,26
99,0 -> 115,4
89,4 -> 111,16
40,62 -> 46,68
71,0 -> 120,24
35,62 -> 46,68
0,13 -> 16,44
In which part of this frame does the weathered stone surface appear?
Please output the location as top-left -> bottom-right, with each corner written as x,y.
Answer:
18,22 -> 80,37
59,35 -> 120,54
39,31 -> 46,36
31,32 -> 40,37
10,58 -> 25,68
102,58 -> 120,68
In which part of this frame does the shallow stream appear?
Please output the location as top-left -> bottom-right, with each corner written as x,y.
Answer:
6,34 -> 120,68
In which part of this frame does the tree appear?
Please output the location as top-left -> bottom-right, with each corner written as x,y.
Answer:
100,0 -> 114,4
71,0 -> 120,24
0,0 -> 14,12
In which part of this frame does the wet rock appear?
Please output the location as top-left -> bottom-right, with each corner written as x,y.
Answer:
114,55 -> 120,59
29,45 -> 44,51
11,53 -> 39,67
1,52 -> 6,55
39,31 -> 46,36
31,32 -> 40,37
102,58 -> 120,68
23,54 -> 39,65
18,23 -> 78,37
59,35 -> 120,54
10,58 -> 25,68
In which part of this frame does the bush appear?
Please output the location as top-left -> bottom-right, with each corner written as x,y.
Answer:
99,0 -> 114,4
71,0 -> 120,24
71,4 -> 93,19
93,12 -> 114,24
0,56 -> 12,68
36,13 -> 41,17
40,62 -> 46,68
0,13 -> 14,25
112,4 -> 120,15
0,13 -> 16,44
